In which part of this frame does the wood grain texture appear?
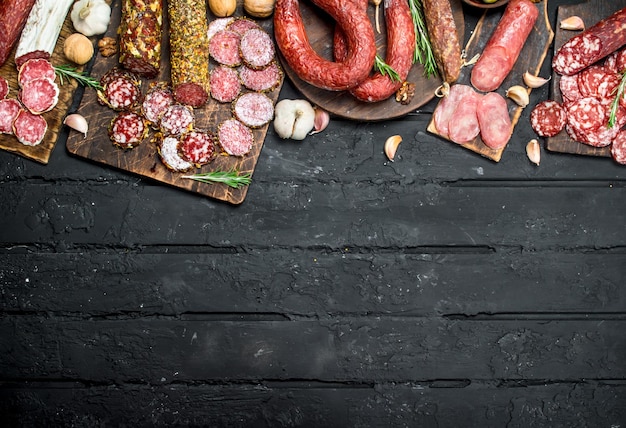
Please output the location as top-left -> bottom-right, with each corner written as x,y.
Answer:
546,0 -> 626,157
66,0 -> 282,204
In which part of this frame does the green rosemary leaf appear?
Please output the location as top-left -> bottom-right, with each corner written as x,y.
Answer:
54,65 -> 103,91
374,55 -> 402,82
182,169 -> 252,189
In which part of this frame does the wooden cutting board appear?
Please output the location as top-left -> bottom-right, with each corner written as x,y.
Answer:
428,0 -> 553,162
0,10 -> 79,164
546,0 -> 626,157
66,0 -> 282,204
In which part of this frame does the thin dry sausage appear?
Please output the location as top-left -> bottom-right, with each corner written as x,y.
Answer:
422,0 -> 462,85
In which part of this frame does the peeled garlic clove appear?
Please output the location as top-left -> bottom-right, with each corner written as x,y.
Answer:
523,71 -> 551,88
310,106 -> 329,135
384,135 -> 402,162
506,85 -> 530,108
560,16 -> 585,31
526,139 -> 541,166
64,113 -> 88,137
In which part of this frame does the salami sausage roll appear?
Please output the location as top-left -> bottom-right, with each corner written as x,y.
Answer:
168,0 -> 210,108
119,0 -> 163,79
470,0 -> 538,93
0,0 -> 36,66
422,0 -> 462,85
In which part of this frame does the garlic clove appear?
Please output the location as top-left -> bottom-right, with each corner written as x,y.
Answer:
506,85 -> 530,108
560,16 -> 585,31
310,106 -> 329,135
64,113 -> 89,138
384,135 -> 402,162
523,71 -> 551,88
526,139 -> 541,166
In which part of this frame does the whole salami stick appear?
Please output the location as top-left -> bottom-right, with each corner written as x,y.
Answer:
421,0 -> 462,87
168,0 -> 210,108
119,0 -> 163,79
0,0 -> 37,67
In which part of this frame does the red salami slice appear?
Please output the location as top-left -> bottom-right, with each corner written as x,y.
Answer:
239,62 -> 283,92
603,48 -> 626,74
179,130 -> 218,166
530,100 -> 567,137
559,74 -> 582,103
209,30 -> 242,67
12,109 -> 47,146
581,123 -> 619,148
232,92 -> 274,128
17,58 -> 55,87
141,83 -> 175,127
210,65 -> 241,103
432,84 -> 475,139
218,118 -> 254,156
0,76 -> 9,99
19,77 -> 59,114
207,17 -> 235,41
158,135 -> 194,172
611,130 -> 626,164
160,104 -> 195,136
227,17 -> 260,36
109,111 -> 147,149
0,98 -> 23,134
448,90 -> 482,144
565,97 -> 606,133
477,92 -> 512,149
577,65 -> 617,99
239,28 -> 275,70
100,75 -> 142,111
100,67 -> 134,88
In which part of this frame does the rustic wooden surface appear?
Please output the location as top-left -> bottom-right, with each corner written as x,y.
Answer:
279,0 -> 464,120
66,0 -> 282,204
1,0 -> 626,426
546,0 -> 626,157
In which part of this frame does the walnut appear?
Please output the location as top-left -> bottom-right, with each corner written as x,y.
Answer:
97,37 -> 117,57
395,81 -> 415,105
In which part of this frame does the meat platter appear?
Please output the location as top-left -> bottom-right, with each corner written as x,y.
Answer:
66,0 -> 282,204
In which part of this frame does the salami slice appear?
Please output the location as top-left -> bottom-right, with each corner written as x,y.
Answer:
109,111 -> 147,149
530,100 -> 567,137
559,74 -> 582,103
0,76 -> 9,99
218,118 -> 254,156
448,90 -> 482,144
0,99 -> 23,134
179,130 -> 218,166
100,67 -> 134,88
141,83 -> 175,127
227,17 -> 260,36
160,104 -> 195,136
580,123 -> 619,148
209,30 -> 242,67
476,92 -> 512,149
12,109 -> 47,146
19,77 -> 59,114
232,92 -> 274,128
239,28 -> 275,70
239,62 -> 283,92
565,97 -> 606,133
158,136 -> 194,172
207,17 -> 235,41
99,74 -> 142,110
611,130 -> 626,164
577,65 -> 617,99
17,58 -> 55,87
210,65 -> 241,103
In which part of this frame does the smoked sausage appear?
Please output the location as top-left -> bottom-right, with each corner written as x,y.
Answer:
119,0 -> 163,79
470,0 -> 538,92
422,0 -> 462,85
0,0 -> 36,67
274,0 -> 376,91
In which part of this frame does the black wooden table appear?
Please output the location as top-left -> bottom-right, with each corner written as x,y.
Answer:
1,0 -> 625,426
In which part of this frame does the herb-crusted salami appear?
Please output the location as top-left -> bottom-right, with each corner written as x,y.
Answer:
210,65 -> 241,103
232,92 -> 274,128
119,0 -> 162,78
239,28 -> 275,70
158,136 -> 194,172
239,62 -> 283,92
218,118 -> 254,156
142,83 -> 175,127
12,109 -> 47,146
207,17 -> 234,41
530,100 -> 567,137
109,111 -> 147,149
99,73 -> 142,111
0,99 -> 23,134
160,104 -> 195,136
209,30 -> 242,67
227,17 -> 260,36
179,130 -> 218,166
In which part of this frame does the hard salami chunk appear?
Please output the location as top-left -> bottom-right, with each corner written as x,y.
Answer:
239,28 -> 275,70
19,77 -> 59,114
530,100 -> 567,137
218,119 -> 254,156
239,62 -> 283,92
476,92 -> 512,149
611,130 -> 626,164
179,130 -> 218,166
210,66 -> 241,103
18,58 -> 55,87
0,0 -> 37,67
0,76 -> 9,99
232,92 -> 274,128
109,111 -> 147,149
12,109 -> 47,146
99,74 -> 142,111
119,0 -> 162,78
160,104 -> 195,136
0,99 -> 23,134
142,83 -> 175,127
432,84 -> 475,139
209,30 -> 242,67
158,136 -> 194,172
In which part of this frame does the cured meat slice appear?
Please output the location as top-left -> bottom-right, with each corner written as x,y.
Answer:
209,30 -> 242,67
227,17 -> 260,36
0,99 -> 23,134
0,76 -> 9,99
580,123 -> 619,148
141,83 -> 175,127
160,104 -> 195,136
218,118 -> 254,156
100,67 -> 134,88
109,111 -> 147,149
12,109 -> 47,146
530,100 -> 567,137
179,130 -> 218,166
448,90 -> 482,144
119,0 -> 162,78
232,92 -> 274,128
476,92 -> 512,149
239,28 -> 275,70
565,97 -> 606,133
158,136 -> 194,172
577,65 -> 618,99
19,77 -> 59,114
611,130 -> 626,164
99,74 -> 142,110
432,84 -> 475,139
0,0 -> 37,67
207,17 -> 235,41
239,62 -> 283,92
210,65 -> 241,103
17,58 -> 55,87
559,74 -> 582,103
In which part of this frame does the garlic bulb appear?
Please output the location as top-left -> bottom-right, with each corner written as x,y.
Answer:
71,0 -> 112,37
273,99 -> 315,140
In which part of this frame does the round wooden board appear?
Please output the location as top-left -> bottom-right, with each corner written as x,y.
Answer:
278,0 -> 465,121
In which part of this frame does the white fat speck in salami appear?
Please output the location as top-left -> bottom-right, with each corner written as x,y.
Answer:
142,84 -> 175,126
158,136 -> 194,172
553,33 -> 602,76
611,130 -> 626,164
239,28 -> 275,70
0,99 -> 22,134
207,17 -> 235,41
209,30 -> 242,67
530,100 -> 567,137
18,58 -> 55,87
232,92 -> 274,128
239,62 -> 282,92
160,104 -> 195,136
179,130 -> 218,166
565,97 -> 605,133
210,65 -> 241,103
218,118 -> 254,156
19,77 -> 59,114
12,109 -> 47,146
109,111 -> 147,149
227,17 -> 260,36
102,76 -> 142,111
0,76 -> 8,99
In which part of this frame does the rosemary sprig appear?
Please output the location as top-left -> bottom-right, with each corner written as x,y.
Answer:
608,70 -> 626,128
182,169 -> 252,189
54,65 -> 103,91
374,55 -> 401,82
408,0 -> 437,78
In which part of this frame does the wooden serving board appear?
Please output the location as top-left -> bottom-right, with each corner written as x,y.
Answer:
278,0 -> 464,121
428,0 -> 553,162
66,1 -> 282,204
546,0 -> 626,157
0,10 -> 79,164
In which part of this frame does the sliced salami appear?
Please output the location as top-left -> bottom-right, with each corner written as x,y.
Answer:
100,67 -> 134,88
218,118 -> 254,156
580,122 -> 619,148
577,65 -> 616,98
19,77 -> 59,114
559,74 -> 582,103
141,83 -> 175,127
476,92 -> 512,149
553,33 -> 603,76
227,17 -> 260,36
448,90 -> 482,144
207,17 -> 234,41
160,104 -> 195,136
0,98 -> 23,134
611,130 -> 626,164
99,74 -> 142,111
158,135 -> 194,172
0,76 -> 9,99
17,58 -> 55,87
239,62 -> 283,92
565,97 -> 606,133
432,84 -> 475,139
109,111 -> 147,149
232,92 -> 274,128
208,30 -> 242,67
210,65 -> 241,103
239,28 -> 275,70
530,100 -> 567,137
179,130 -> 218,166
12,109 -> 47,146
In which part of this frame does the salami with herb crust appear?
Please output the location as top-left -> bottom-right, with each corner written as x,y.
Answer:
210,66 -> 241,103
99,73 -> 142,111
209,30 -> 242,67
239,28 -> 275,70
119,0 -> 163,79
179,130 -> 218,166
232,92 -> 274,128
109,111 -> 147,149
160,104 -> 195,136
239,62 -> 283,92
158,136 -> 194,172
142,83 -> 175,127
218,118 -> 254,156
